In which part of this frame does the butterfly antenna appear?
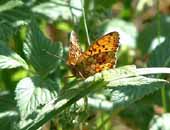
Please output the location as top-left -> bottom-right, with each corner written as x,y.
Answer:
42,49 -> 65,62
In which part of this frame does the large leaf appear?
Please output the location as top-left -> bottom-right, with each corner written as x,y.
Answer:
0,41 -> 28,69
148,38 -> 170,67
24,21 -> 63,76
19,80 -> 105,130
15,76 -> 58,119
88,76 -> 167,111
86,65 -> 168,110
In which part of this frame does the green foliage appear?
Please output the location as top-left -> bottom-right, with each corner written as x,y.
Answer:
0,41 -> 28,69
19,80 -> 106,130
0,0 -> 170,130
15,76 -> 58,119
86,66 -> 168,110
24,21 -> 63,76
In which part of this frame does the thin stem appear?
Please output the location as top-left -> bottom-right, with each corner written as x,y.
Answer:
81,0 -> 91,46
156,0 -> 167,112
161,87 -> 167,112
67,0 -> 75,23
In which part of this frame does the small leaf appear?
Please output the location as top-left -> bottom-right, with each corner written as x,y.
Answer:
0,42 -> 28,69
148,38 -> 170,67
15,76 -> 58,119
24,21 -> 63,76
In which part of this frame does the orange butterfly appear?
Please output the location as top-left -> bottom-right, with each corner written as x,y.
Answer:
67,31 -> 119,78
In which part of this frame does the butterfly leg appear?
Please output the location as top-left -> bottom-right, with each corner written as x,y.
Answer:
78,71 -> 86,79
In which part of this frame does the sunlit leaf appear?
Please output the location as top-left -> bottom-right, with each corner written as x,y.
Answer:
19,80 -> 105,130
15,76 -> 58,119
0,0 -> 23,12
86,65 -> 168,110
0,42 -> 28,69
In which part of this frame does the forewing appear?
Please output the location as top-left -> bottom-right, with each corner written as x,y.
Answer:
67,31 -> 82,66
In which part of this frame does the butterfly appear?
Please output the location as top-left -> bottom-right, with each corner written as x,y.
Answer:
67,31 -> 119,78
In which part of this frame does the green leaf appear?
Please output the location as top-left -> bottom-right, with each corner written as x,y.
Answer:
85,65 -> 168,110
24,21 -> 63,76
107,76 -> 166,109
0,42 -> 28,69
19,80 -> 105,130
15,76 -> 58,119
0,111 -> 19,130
0,0 -> 23,12
148,38 -> 170,67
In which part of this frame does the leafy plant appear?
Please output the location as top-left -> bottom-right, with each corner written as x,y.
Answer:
0,0 -> 170,130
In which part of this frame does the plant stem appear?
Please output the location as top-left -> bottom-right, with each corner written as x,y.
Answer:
81,0 -> 91,46
161,87 -> 167,112
156,0 -> 167,112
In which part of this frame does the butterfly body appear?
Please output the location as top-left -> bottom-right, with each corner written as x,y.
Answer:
67,31 -> 119,78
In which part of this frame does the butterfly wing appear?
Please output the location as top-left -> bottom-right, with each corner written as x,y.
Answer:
67,31 -> 82,66
77,32 -> 119,77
